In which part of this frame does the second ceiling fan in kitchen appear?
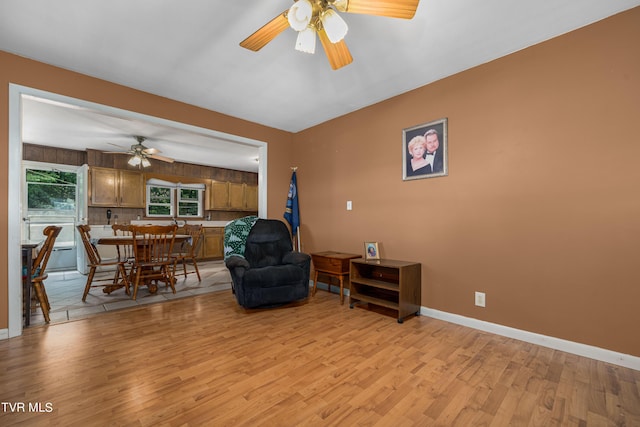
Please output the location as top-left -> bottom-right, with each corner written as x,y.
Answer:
105,135 -> 175,168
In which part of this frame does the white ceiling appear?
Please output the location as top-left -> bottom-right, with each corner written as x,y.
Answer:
19,94 -> 263,172
2,1 -> 639,171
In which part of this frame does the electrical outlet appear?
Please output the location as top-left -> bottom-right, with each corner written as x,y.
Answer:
475,291 -> 486,307
346,200 -> 352,210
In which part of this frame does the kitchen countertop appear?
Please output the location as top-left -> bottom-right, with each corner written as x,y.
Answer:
130,220 -> 229,227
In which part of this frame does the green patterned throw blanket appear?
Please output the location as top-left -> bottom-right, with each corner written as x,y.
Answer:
224,215 -> 258,260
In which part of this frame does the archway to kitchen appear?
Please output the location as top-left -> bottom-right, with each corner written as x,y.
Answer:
8,84 -> 268,337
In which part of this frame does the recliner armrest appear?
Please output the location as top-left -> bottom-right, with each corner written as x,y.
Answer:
225,256 -> 250,270
282,251 -> 311,267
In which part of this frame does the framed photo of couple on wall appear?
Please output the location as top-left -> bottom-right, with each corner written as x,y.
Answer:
402,118 -> 448,181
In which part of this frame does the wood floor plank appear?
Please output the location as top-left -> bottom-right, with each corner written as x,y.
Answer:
1,289 -> 639,426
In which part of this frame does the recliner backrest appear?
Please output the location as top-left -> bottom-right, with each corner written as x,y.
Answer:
244,219 -> 293,268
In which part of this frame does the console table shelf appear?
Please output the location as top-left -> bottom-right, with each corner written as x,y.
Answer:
349,258 -> 421,323
349,277 -> 399,291
349,292 -> 399,311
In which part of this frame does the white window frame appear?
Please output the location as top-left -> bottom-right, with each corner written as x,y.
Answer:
177,183 -> 205,218
146,179 -> 176,217
145,179 -> 205,218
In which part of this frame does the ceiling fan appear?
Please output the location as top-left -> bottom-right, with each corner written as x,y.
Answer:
106,135 -> 175,168
240,0 -> 420,70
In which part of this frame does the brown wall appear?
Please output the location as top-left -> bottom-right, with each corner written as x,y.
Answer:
293,8 -> 640,356
2,8 -> 639,357
0,51 -> 294,330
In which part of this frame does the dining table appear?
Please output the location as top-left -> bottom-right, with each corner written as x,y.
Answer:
92,234 -> 191,294
93,234 -> 191,246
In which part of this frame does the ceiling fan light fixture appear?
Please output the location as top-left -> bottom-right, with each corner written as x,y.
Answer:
128,155 -> 142,167
295,26 -> 316,54
321,8 -> 348,43
141,157 -> 151,168
288,0 -> 313,31
240,0 -> 420,69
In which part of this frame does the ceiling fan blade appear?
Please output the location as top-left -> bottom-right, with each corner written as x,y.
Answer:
240,11 -> 289,51
318,28 -> 353,70
142,147 -> 161,155
149,154 -> 175,163
107,142 -> 128,149
333,0 -> 419,19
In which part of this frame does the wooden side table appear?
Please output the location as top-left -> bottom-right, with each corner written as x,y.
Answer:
311,251 -> 361,304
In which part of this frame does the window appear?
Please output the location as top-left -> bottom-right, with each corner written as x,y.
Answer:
26,169 -> 77,212
23,164 -> 79,247
177,187 -> 203,217
145,179 -> 204,218
146,180 -> 175,217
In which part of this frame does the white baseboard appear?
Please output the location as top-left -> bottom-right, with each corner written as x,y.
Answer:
0,328 -> 8,340
421,307 -> 640,371
314,280 -> 639,370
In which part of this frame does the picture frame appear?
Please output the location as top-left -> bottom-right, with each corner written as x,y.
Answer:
402,117 -> 448,181
364,242 -> 380,260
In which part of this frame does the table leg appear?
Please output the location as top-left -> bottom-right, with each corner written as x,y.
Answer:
102,268 -> 125,294
339,275 -> 345,305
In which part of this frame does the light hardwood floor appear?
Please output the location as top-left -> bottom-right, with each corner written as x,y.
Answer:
2,289 -> 639,426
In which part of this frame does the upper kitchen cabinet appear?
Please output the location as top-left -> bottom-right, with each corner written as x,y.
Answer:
206,181 -> 258,212
228,183 -> 245,210
207,181 -> 230,210
244,184 -> 258,212
89,167 -> 144,207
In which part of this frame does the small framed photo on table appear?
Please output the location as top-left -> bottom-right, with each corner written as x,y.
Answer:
403,117 -> 448,181
364,242 -> 380,260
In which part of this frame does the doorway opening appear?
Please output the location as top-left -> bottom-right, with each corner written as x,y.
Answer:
8,84 -> 268,337
23,162 -> 85,272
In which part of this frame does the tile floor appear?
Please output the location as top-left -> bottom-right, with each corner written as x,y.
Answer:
28,260 -> 233,326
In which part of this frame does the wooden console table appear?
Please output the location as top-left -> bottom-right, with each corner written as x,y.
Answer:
311,251 -> 361,304
349,258 -> 421,323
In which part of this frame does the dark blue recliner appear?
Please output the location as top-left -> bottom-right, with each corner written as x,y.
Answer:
224,219 -> 310,309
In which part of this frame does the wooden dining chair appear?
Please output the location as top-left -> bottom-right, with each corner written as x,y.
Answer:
112,224 -> 135,278
172,224 -> 204,282
129,225 -> 178,300
77,224 -> 131,301
31,225 -> 62,323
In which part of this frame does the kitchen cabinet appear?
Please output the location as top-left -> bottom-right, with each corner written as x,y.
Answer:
202,227 -> 224,259
206,181 -> 258,212
207,181 -> 230,210
244,184 -> 258,211
229,183 -> 245,210
89,167 -> 144,208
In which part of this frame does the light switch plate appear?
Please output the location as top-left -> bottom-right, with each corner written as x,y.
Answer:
475,291 -> 486,307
